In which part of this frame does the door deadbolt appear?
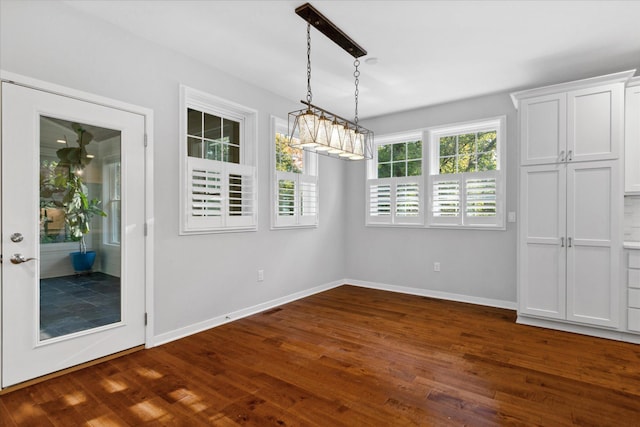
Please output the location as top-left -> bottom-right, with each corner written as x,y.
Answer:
10,233 -> 24,243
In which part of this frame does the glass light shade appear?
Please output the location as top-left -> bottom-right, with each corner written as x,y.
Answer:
297,110 -> 319,148
315,114 -> 331,147
352,130 -> 364,156
341,125 -> 355,154
328,121 -> 345,154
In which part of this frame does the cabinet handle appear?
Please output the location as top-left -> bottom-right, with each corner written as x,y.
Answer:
568,237 -> 572,248
559,150 -> 566,162
567,150 -> 573,161
561,237 -> 565,247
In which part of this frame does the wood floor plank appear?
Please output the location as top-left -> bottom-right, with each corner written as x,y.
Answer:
2,285 -> 640,426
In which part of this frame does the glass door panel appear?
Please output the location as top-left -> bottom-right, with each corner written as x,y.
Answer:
39,116 -> 122,341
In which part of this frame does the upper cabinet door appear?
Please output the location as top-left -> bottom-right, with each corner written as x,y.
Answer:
625,82 -> 640,194
520,93 -> 567,166
567,83 -> 623,163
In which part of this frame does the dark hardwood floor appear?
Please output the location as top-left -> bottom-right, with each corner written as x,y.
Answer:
2,285 -> 639,426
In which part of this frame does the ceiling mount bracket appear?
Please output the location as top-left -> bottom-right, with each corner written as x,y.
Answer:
295,3 -> 367,58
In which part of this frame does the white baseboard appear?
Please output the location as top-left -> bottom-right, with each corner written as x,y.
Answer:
153,280 -> 343,346
345,278 -> 517,310
153,278 -> 517,347
517,315 -> 640,344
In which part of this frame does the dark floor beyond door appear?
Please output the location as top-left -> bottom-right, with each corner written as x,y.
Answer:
39,272 -> 121,340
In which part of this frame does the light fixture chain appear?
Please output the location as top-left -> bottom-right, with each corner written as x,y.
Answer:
353,59 -> 360,126
306,22 -> 312,105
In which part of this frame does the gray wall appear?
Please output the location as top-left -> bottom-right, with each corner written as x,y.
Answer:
1,1 -> 519,345
0,1 -> 347,338
345,93 -> 519,304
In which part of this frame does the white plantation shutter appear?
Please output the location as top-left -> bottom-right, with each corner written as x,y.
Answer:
428,171 -> 502,228
464,171 -> 502,226
367,180 -> 392,224
367,178 -> 423,225
226,163 -> 256,228
274,171 -> 318,227
394,176 -> 423,224
185,157 -> 256,231
299,175 -> 318,226
429,176 -> 462,225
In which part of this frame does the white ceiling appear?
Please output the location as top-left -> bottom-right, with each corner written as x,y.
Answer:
65,0 -> 640,119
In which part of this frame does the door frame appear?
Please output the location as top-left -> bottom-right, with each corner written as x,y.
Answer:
0,70 -> 155,389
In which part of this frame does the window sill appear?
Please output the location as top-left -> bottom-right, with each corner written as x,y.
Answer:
270,224 -> 318,231
427,224 -> 506,231
179,226 -> 257,235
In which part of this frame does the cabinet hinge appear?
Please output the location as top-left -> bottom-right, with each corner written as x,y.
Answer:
144,312 -> 148,326
144,134 -> 148,147
144,222 -> 148,236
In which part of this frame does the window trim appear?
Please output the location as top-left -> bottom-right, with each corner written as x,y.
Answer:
179,85 -> 258,234
270,116 -> 319,229
102,155 -> 121,246
366,131 -> 425,227
426,115 -> 506,230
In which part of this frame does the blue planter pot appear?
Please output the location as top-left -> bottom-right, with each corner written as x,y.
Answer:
70,250 -> 97,273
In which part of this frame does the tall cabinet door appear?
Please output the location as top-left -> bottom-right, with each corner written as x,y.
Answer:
566,161 -> 621,327
567,84 -> 623,163
519,164 -> 566,319
519,93 -> 566,166
625,83 -> 640,193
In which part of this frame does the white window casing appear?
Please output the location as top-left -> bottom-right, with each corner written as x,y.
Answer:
180,85 -> 258,234
427,116 -> 506,230
366,131 -> 424,226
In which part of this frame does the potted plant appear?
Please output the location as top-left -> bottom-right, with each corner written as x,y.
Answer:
56,124 -> 107,273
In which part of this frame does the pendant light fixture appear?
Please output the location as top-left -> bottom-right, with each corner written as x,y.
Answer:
288,3 -> 373,160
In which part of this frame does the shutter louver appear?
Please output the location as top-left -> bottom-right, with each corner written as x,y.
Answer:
191,168 -> 223,217
396,182 -> 420,217
369,183 -> 392,218
225,163 -> 256,227
299,175 -> 318,225
278,179 -> 296,217
432,179 -> 460,217
466,177 -> 497,217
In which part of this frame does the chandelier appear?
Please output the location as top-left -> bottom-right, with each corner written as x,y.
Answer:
288,3 -> 373,160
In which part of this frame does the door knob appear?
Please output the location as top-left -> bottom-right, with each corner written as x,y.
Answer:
10,253 -> 36,264
10,233 -> 24,243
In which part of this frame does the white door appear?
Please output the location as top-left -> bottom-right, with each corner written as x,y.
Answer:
566,160 -> 621,328
1,82 -> 146,387
518,164 -> 566,319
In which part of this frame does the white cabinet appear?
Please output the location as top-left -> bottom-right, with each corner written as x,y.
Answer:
625,79 -> 640,193
519,83 -> 624,165
519,161 -> 621,327
628,251 -> 640,332
513,71 -> 631,332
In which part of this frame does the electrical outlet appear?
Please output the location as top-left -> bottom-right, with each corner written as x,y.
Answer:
434,262 -> 440,272
257,269 -> 264,282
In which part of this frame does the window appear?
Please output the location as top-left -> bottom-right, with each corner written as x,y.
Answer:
427,116 -> 506,229
105,160 -> 121,245
271,117 -> 318,228
366,132 -> 423,226
180,86 -> 257,234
